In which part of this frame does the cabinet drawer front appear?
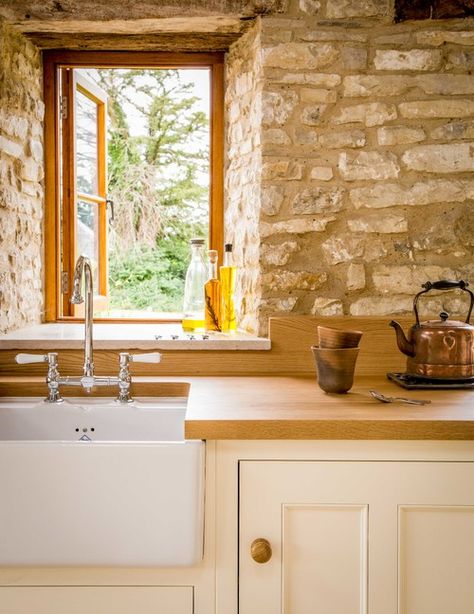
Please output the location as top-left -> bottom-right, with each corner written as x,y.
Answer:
239,460 -> 474,614
0,586 -> 194,614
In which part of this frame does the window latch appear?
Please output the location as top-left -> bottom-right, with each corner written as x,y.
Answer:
60,95 -> 68,120
61,271 -> 69,294
106,198 -> 115,222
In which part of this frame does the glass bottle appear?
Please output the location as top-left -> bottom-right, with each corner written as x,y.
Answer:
220,243 -> 237,332
182,238 -> 206,331
204,250 -> 221,332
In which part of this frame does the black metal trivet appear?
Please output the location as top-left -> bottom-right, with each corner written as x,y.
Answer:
387,372 -> 474,390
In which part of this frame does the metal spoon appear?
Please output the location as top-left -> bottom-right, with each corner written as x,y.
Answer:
369,390 -> 431,405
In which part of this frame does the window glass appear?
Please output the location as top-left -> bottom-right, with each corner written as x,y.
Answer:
76,199 -> 99,290
75,89 -> 98,195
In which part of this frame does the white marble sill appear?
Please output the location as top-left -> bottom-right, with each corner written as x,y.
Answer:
0,323 -> 271,351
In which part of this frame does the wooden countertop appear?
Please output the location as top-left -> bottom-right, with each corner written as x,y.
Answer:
3,374 -> 472,440
183,375 -> 474,440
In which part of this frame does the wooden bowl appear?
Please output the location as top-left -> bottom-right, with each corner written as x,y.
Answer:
317,325 -> 363,349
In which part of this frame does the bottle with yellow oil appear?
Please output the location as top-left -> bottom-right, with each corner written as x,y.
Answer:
220,243 -> 237,333
204,250 -> 221,332
182,238 -> 206,332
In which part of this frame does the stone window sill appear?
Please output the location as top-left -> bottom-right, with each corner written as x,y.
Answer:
0,323 -> 271,351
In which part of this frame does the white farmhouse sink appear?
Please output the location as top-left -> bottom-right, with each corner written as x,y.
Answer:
0,395 -> 204,567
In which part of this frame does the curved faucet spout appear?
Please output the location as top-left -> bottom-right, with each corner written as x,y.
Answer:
71,255 -> 94,378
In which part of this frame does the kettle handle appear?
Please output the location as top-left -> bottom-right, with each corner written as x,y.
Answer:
413,280 -> 474,326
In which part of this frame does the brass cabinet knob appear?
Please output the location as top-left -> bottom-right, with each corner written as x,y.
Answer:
250,538 -> 272,564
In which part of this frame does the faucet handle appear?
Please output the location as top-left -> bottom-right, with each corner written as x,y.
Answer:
119,352 -> 162,365
129,352 -> 162,364
116,352 -> 161,404
15,353 -> 48,364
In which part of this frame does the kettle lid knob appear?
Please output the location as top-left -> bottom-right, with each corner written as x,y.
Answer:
439,311 -> 449,321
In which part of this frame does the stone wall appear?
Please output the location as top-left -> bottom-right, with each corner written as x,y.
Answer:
0,22 -> 44,333
227,1 -> 474,333
225,20 -> 263,333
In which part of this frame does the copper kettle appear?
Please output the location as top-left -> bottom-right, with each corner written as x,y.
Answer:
390,280 -> 474,379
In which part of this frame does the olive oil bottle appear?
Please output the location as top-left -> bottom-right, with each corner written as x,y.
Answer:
204,250 -> 221,332
220,243 -> 237,332
182,238 -> 206,332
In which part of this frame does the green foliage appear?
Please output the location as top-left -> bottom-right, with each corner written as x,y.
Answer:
108,222 -> 206,312
94,68 -> 209,313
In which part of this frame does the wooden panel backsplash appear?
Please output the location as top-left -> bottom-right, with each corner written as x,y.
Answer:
0,316 -> 408,378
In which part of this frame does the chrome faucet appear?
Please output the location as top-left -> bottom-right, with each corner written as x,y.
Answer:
71,255 -> 94,380
14,254 -> 162,401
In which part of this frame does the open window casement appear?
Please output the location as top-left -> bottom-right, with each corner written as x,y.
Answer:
60,69 -> 109,316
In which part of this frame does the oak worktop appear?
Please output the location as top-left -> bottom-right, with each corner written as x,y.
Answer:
1,375 -> 473,440
183,375 -> 474,440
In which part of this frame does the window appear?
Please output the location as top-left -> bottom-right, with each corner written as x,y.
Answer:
43,51 -> 224,322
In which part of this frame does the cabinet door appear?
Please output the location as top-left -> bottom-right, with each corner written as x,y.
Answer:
0,586 -> 193,614
239,461 -> 474,614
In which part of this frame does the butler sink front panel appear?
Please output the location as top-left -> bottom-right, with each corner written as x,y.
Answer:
0,397 -> 204,567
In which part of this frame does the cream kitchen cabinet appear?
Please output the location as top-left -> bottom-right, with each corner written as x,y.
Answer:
239,458 -> 474,614
0,586 -> 194,614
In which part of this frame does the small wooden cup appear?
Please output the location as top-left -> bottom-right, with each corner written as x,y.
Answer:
317,325 -> 363,349
311,346 -> 360,393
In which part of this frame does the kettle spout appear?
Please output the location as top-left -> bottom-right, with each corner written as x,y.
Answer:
389,320 -> 416,357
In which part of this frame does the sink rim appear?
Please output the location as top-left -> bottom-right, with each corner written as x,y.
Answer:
0,394 -> 191,444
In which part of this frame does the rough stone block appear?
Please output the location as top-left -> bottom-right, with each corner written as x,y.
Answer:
346,263 -> 365,291
0,135 -> 23,159
402,143 -> 474,174
372,33 -> 412,45
350,178 -> 474,208
311,297 -> 343,315
0,112 -> 28,140
399,99 -> 474,119
293,127 -> 319,144
262,269 -> 327,291
372,265 -> 458,294
350,296 -> 412,316
263,128 -> 291,145
347,213 -> 407,233
299,0 -> 321,15
325,0 -> 390,19
343,74 -> 414,98
259,296 -> 298,312
446,50 -> 474,71
333,102 -> 397,127
319,129 -> 366,149
276,72 -> 341,87
261,241 -> 299,265
263,42 -> 339,69
417,74 -> 474,96
291,186 -> 345,213
411,208 -> 460,252
300,88 -> 337,103
19,158 -> 43,182
260,217 -> 336,237
262,159 -> 304,180
430,120 -> 474,141
262,90 -> 299,126
323,236 -> 366,264
339,151 -> 400,181
299,30 -> 367,43
374,49 -> 442,71
416,30 -> 474,47
300,104 -> 329,125
310,165 -> 334,180
261,185 -> 285,216
377,126 -> 426,146
341,46 -> 368,70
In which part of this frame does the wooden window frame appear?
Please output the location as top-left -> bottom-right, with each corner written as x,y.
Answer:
61,69 -> 108,317
43,50 -> 224,323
